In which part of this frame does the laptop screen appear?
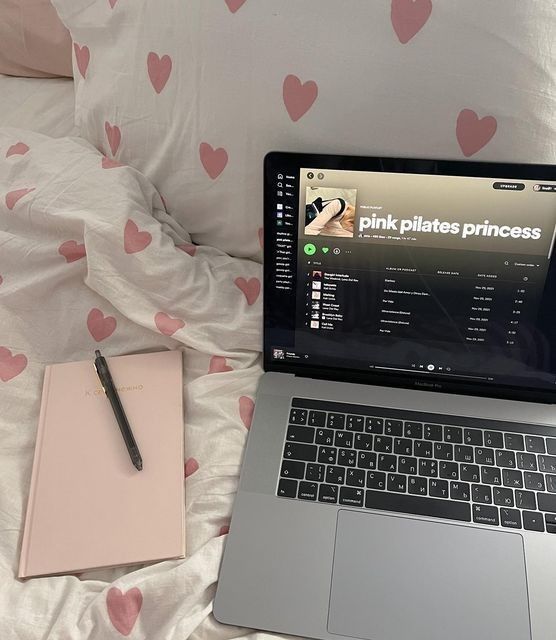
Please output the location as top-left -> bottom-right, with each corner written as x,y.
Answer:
264,153 -> 556,401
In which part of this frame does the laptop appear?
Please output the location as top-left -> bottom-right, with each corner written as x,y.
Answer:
214,152 -> 556,640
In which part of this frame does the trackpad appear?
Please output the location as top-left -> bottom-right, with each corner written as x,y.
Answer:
328,510 -> 531,640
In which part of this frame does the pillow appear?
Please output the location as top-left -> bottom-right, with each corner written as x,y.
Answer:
51,0 -> 555,259
0,0 -> 72,78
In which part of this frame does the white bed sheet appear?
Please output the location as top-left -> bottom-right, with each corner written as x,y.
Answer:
0,75 -> 76,137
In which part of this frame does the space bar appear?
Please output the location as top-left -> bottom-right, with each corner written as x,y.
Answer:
365,490 -> 471,522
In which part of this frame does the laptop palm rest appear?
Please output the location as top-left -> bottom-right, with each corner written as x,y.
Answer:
328,510 -> 531,640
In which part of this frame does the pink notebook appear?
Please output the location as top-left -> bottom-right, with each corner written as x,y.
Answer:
19,350 -> 185,578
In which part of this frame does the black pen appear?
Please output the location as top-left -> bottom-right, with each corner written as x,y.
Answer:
93,350 -> 143,471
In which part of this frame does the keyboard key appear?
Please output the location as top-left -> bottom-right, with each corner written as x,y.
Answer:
346,415 -> 364,432
481,466 -> 501,485
378,454 -> 397,472
502,469 -> 523,488
305,463 -> 324,482
277,478 -> 297,498
318,446 -> 337,465
525,435 -> 545,454
404,422 -> 423,439
450,481 -> 470,501
460,464 -> 480,482
338,449 -> 357,467
308,410 -> 326,427
281,460 -> 305,479
339,486 -> 364,507
475,448 -> 495,466
374,436 -> 393,453
439,461 -> 459,480
547,475 -> 556,493
424,424 -> 443,441
318,483 -> 338,504
408,476 -> 428,496
284,442 -> 317,462
286,425 -> 314,443
473,504 -> 499,526
357,451 -> 377,470
484,431 -> 504,449
298,481 -> 318,501
545,513 -> 556,530
315,428 -> 334,446
515,490 -> 536,510
500,508 -> 522,529
539,455 -> 556,473
367,471 -> 386,490
472,484 -> 492,504
455,445 -> 474,463
516,452 -> 537,471
385,419 -> 403,436
387,474 -> 407,493
365,417 -> 383,434
495,450 -> 516,468
394,438 -> 413,456
429,479 -> 449,498
419,459 -> 438,477
537,492 -> 556,513
444,426 -> 462,443
334,431 -> 353,448
327,413 -> 345,429
414,440 -> 433,458
524,472 -> 545,492
547,439 -> 556,455
346,468 -> 366,487
398,456 -> 418,475
504,433 -> 525,451
365,490 -> 471,522
354,433 -> 373,450
464,428 -> 483,446
326,465 -> 345,485
289,408 -> 307,425
434,442 -> 453,461
522,511 -> 544,532
493,487 -> 514,507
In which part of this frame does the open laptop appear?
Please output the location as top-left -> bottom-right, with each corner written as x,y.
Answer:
214,152 -> 556,640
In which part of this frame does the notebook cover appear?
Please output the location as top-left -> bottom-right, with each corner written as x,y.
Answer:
19,350 -> 185,578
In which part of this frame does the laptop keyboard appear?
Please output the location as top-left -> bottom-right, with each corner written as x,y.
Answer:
277,398 -> 556,534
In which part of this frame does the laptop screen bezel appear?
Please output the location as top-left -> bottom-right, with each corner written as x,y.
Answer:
263,151 -> 556,404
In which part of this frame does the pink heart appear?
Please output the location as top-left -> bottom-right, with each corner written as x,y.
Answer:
199,143 -> 228,179
391,0 -> 433,44
124,220 -> 152,254
87,308 -> 117,342
6,142 -> 29,158
108,0 -> 118,7
184,457 -> 199,478
208,356 -> 233,374
177,242 -> 197,256
5,188 -> 35,211
73,43 -> 90,79
258,227 -> 264,249
456,109 -> 497,157
104,122 -> 121,156
239,396 -> 255,429
283,75 -> 318,122
147,52 -> 172,94
154,312 -> 185,337
102,156 -> 123,169
0,347 -> 28,382
218,524 -> 230,536
106,587 -> 143,636
234,277 -> 261,305
58,240 -> 86,263
225,0 -> 247,12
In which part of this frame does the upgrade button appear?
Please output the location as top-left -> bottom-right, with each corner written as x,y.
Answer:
493,182 -> 525,191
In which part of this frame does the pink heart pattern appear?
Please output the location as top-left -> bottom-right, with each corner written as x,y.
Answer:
102,156 -> 123,169
108,0 -> 118,7
154,312 -> 185,336
73,43 -> 90,79
177,243 -> 197,256
58,240 -> 86,263
147,52 -> 172,94
208,356 -> 233,374
456,109 -> 497,157
225,0 -> 247,12
239,396 -> 255,429
283,75 -> 318,122
184,457 -> 199,478
6,142 -> 29,158
0,347 -> 28,382
104,122 -> 121,156
391,0 -> 433,44
218,524 -> 230,536
199,143 -> 228,179
234,277 -> 261,305
5,188 -> 35,211
106,587 -> 143,636
124,220 -> 152,254
87,308 -> 117,342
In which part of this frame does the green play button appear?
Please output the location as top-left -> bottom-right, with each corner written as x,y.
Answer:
304,243 -> 317,256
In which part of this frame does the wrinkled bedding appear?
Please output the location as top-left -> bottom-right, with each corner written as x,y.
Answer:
0,128 -> 277,639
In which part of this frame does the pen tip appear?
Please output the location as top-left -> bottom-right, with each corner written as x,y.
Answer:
135,460 -> 143,471
94,350 -> 101,358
